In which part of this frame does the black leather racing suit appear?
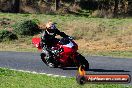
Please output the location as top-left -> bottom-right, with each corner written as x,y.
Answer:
41,28 -> 69,63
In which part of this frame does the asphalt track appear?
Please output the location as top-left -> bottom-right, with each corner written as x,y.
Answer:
0,51 -> 132,84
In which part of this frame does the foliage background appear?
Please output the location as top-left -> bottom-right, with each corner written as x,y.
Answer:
0,0 -> 132,17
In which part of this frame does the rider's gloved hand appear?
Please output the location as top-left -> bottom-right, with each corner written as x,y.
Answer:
68,36 -> 73,40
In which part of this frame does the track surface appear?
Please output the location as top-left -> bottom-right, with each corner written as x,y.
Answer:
0,51 -> 131,84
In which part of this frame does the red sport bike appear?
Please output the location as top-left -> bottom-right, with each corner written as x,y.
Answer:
32,37 -> 89,70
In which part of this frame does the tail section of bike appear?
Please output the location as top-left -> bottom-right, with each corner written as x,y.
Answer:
32,37 -> 42,51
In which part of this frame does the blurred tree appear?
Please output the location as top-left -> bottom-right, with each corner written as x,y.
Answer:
12,0 -> 20,13
0,0 -> 130,16
55,0 -> 60,11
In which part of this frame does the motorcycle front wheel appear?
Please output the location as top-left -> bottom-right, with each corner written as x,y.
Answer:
76,53 -> 89,71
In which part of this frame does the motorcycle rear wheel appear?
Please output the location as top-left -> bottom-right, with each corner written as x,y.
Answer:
40,53 -> 58,68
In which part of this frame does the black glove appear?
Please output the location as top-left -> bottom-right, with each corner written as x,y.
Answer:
68,36 -> 73,40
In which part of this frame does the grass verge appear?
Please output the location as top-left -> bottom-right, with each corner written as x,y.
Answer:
0,13 -> 132,58
0,39 -> 132,58
0,68 -> 130,88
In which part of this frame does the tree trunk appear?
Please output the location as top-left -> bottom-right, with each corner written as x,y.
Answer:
114,0 -> 119,16
12,0 -> 20,13
55,0 -> 60,11
123,0 -> 128,13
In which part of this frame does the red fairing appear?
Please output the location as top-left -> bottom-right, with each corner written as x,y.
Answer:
58,47 -> 72,66
32,37 -> 80,67
58,42 -> 78,66
32,38 -> 42,51
63,46 -> 73,53
71,40 -> 78,51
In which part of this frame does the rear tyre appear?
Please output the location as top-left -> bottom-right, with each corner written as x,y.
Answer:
40,53 -> 47,63
47,62 -> 56,68
40,53 -> 58,68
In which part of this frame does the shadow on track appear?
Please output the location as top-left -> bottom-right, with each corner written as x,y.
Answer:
62,67 -> 78,70
89,69 -> 130,72
62,67 -> 130,72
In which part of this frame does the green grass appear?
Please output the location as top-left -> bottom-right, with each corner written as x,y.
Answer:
0,13 -> 132,58
96,51 -> 132,58
0,13 -> 132,88
0,68 -> 131,88
82,51 -> 132,58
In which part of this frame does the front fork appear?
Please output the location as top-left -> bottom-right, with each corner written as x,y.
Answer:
72,52 -> 80,67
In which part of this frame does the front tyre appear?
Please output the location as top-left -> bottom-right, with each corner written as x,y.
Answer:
76,53 -> 89,71
82,61 -> 89,71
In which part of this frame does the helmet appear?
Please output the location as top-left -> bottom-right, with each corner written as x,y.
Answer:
45,21 -> 56,30
45,21 -> 57,34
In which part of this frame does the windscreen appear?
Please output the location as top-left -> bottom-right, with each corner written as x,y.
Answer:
59,38 -> 70,45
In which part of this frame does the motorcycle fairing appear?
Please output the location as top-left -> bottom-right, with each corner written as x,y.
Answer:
32,38 -> 42,50
63,41 -> 74,48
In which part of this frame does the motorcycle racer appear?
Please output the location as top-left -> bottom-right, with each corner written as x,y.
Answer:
41,21 -> 70,66
32,22 -> 89,69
